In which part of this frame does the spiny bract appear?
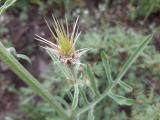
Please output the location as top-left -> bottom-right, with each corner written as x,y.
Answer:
35,15 -> 89,65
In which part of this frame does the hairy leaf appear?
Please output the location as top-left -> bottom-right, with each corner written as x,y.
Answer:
119,81 -> 133,93
101,51 -> 113,86
86,64 -> 100,97
72,84 -> 79,110
108,91 -> 135,105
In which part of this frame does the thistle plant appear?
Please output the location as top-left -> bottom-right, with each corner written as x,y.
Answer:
34,16 -> 152,119
35,16 -> 88,66
0,2 -> 153,119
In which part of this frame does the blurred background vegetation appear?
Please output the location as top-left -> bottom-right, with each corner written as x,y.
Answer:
0,0 -> 160,120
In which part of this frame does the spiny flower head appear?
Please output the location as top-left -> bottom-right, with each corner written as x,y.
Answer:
35,15 -> 88,65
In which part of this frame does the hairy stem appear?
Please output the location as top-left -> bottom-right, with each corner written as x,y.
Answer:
0,42 -> 69,120
76,34 -> 152,117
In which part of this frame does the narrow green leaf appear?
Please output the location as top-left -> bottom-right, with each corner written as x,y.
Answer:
76,35 -> 152,116
0,0 -> 16,15
119,81 -> 133,93
79,86 -> 89,105
88,107 -> 95,120
21,95 -> 34,105
108,91 -> 135,105
0,42 -> 69,119
72,84 -> 79,110
16,54 -> 31,64
55,96 -> 69,109
115,35 -> 152,83
7,47 -> 31,63
67,90 -> 73,102
101,51 -> 113,86
86,64 -> 100,97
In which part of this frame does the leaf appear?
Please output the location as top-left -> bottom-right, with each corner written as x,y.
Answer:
0,0 -> 16,15
79,86 -> 89,105
55,96 -> 69,109
0,42 -> 69,119
108,91 -> 135,105
21,95 -> 34,105
7,47 -> 31,63
119,81 -> 133,93
88,107 -> 95,120
101,51 -> 113,86
72,84 -> 79,110
76,34 -> 152,116
67,90 -> 73,102
16,54 -> 31,64
115,35 -> 152,82
86,64 -> 100,97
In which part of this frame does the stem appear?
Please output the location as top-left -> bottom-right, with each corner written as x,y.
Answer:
77,89 -> 109,116
77,35 -> 152,116
0,42 -> 69,120
110,35 -> 152,90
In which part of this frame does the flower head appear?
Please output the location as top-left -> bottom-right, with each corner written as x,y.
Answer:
35,15 -> 88,65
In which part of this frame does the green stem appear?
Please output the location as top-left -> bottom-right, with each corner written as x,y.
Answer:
77,89 -> 109,116
111,35 -> 152,90
0,42 -> 69,120
77,35 -> 152,116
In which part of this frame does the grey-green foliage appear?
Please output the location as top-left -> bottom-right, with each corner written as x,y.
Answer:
0,41 -> 69,120
130,0 -> 160,19
78,27 -> 160,78
86,64 -> 100,97
47,30 -> 152,120
131,88 -> 160,120
16,26 -> 156,120
133,103 -> 160,120
0,13 -> 155,120
76,27 -> 160,119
